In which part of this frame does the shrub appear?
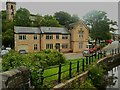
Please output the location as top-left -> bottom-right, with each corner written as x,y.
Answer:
88,64 -> 105,88
2,49 -> 66,89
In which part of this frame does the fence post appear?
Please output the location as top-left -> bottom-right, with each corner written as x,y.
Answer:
118,48 -> 119,53
40,66 -> 44,85
115,48 -> 116,54
100,51 -> 102,58
86,56 -> 88,68
69,62 -> 72,78
92,54 -> 93,62
58,63 -> 61,83
89,56 -> 91,65
77,61 -> 79,73
104,50 -> 106,57
112,49 -> 114,55
98,52 -> 99,59
82,59 -> 84,71
95,51 -> 97,59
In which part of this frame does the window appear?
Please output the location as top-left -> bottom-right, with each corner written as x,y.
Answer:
34,34 -> 37,40
34,44 -> 37,50
62,35 -> 68,39
19,35 -> 26,40
79,31 -> 83,39
46,44 -> 53,49
46,34 -> 53,39
62,43 -> 68,49
56,34 -> 59,39
79,42 -> 83,49
11,5 -> 13,9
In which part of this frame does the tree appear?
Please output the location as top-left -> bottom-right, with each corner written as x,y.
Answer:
32,14 -> 43,27
83,10 -> 117,44
71,14 -> 79,23
14,8 -> 31,26
54,11 -> 72,25
2,29 -> 13,47
42,15 -> 60,27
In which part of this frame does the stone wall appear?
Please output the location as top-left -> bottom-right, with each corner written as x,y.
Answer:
0,66 -> 34,90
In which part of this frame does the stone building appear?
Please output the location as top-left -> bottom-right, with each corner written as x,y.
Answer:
6,1 -> 16,20
14,20 -> 89,53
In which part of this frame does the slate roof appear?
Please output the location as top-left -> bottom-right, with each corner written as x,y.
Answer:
40,27 -> 69,34
14,26 -> 69,34
14,26 -> 41,34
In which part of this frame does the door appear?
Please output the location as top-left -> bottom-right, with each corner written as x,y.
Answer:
55,43 -> 60,51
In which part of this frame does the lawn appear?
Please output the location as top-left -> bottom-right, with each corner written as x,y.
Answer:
42,55 -> 100,87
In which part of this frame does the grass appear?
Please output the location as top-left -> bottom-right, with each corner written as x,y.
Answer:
42,55 -> 102,87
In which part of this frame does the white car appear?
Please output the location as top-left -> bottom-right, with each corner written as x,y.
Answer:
0,50 -> 9,57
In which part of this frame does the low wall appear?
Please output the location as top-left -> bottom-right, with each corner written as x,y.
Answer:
0,66 -> 34,90
53,53 -> 120,90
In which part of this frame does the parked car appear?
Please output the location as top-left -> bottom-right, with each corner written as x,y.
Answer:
19,50 -> 27,54
0,50 -> 9,57
82,49 -> 90,57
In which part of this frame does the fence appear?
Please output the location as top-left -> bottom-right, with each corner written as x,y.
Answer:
38,48 -> 120,86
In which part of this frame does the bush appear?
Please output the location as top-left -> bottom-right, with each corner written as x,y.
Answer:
2,49 -> 66,89
88,64 -> 105,88
80,79 -> 96,89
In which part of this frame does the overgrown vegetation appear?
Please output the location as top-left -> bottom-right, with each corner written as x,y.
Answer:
2,49 -> 66,89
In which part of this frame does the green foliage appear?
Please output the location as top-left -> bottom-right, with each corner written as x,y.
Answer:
15,8 -> 31,26
80,79 -> 96,89
42,15 -> 61,27
83,10 -> 117,42
2,50 -> 66,89
2,29 -> 13,47
54,11 -> 79,25
88,64 -> 105,88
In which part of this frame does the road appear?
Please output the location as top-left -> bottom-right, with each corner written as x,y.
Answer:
65,41 -> 120,60
103,41 -> 120,55
64,52 -> 83,60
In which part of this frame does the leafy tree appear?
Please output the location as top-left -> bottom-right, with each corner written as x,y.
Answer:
1,10 -> 6,21
14,8 -> 31,26
2,29 -> 13,47
42,15 -> 60,27
71,14 -> 79,23
54,11 -> 72,25
83,10 -> 117,44
31,14 -> 43,27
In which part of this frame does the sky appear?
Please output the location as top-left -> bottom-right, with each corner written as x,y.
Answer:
1,0 -> 119,22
